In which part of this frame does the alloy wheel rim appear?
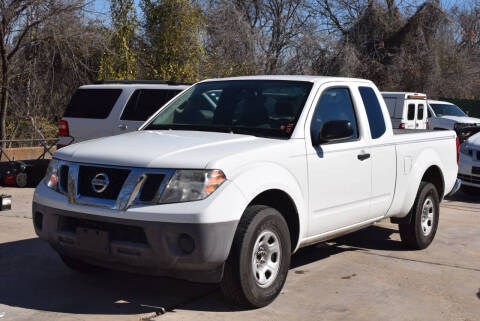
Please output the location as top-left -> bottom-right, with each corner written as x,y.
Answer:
421,197 -> 435,236
251,229 -> 281,288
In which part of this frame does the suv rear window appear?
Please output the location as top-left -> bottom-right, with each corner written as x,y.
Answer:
121,89 -> 182,121
64,89 -> 122,119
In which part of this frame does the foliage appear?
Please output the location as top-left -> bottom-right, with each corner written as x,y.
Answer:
3,0 -> 480,143
140,0 -> 205,82
98,0 -> 138,80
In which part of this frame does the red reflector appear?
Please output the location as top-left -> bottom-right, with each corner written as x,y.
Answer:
456,137 -> 460,164
3,175 -> 16,186
399,123 -> 405,129
58,120 -> 69,136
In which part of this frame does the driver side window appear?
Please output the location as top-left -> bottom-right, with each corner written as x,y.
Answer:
311,88 -> 359,144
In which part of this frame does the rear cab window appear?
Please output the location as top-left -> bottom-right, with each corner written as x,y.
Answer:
121,89 -> 183,121
64,89 -> 122,119
359,87 -> 386,139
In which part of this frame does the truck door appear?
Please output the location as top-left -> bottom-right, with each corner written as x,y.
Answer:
405,102 -> 417,129
306,85 -> 372,237
358,86 -> 396,218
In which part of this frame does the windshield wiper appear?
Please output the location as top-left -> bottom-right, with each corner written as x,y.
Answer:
145,124 -> 231,133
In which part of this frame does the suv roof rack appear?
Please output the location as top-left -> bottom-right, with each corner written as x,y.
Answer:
94,80 -> 192,86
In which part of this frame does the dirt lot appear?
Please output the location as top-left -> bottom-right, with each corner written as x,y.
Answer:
0,187 -> 479,321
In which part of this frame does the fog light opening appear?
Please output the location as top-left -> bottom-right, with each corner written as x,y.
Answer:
178,234 -> 195,254
34,212 -> 43,231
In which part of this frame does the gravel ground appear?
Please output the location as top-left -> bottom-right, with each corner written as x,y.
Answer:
0,187 -> 478,321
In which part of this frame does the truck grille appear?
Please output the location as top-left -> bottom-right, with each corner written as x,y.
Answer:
139,174 -> 165,202
57,161 -> 174,210
77,165 -> 130,200
58,216 -> 148,244
458,174 -> 480,185
59,165 -> 69,192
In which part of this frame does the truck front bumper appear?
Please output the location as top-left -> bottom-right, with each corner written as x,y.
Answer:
458,152 -> 480,188
32,202 -> 237,283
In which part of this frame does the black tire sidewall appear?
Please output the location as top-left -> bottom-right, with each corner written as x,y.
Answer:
238,208 -> 291,307
413,183 -> 440,248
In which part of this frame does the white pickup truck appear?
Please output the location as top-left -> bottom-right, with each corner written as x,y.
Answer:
428,99 -> 480,131
33,76 -> 460,308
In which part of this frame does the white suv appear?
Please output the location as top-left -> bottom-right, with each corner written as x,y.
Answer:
57,81 -> 188,148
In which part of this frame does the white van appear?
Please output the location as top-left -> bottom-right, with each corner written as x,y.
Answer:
57,81 -> 189,148
381,92 -> 428,129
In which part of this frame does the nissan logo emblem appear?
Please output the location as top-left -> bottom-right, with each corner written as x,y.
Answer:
91,173 -> 109,193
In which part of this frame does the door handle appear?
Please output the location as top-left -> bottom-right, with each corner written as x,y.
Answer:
357,153 -> 370,161
118,124 -> 128,130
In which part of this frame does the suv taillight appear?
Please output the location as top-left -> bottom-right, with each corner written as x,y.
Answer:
426,121 -> 429,130
399,123 -> 405,129
58,120 -> 69,137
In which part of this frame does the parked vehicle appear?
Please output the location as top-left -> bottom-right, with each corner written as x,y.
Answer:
427,99 -> 480,131
458,131 -> 480,194
34,76 -> 461,308
381,92 -> 429,129
57,81 -> 189,148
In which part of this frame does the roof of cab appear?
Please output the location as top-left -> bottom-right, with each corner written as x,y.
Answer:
79,83 -> 189,90
381,92 -> 427,98
199,75 -> 373,84
428,99 -> 455,105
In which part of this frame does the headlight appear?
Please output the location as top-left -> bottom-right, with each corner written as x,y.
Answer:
44,159 -> 60,190
459,143 -> 472,156
159,169 -> 226,204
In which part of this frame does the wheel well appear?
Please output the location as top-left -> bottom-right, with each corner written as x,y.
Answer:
249,189 -> 300,250
421,166 -> 444,199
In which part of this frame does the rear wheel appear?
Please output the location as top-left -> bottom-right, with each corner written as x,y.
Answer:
220,205 -> 291,308
15,172 -> 28,187
399,182 -> 440,250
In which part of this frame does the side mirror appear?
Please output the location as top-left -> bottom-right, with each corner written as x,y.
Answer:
314,120 -> 354,145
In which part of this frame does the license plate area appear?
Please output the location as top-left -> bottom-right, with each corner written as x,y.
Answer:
473,167 -> 480,175
76,227 -> 110,254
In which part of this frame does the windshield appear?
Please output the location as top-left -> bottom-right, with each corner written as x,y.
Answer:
430,103 -> 466,117
144,80 -> 313,139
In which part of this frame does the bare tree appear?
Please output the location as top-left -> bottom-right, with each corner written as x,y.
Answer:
0,0 -> 85,144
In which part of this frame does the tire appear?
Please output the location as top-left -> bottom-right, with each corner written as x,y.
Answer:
220,205 -> 291,308
60,254 -> 105,273
461,185 -> 480,195
399,182 -> 440,250
15,172 -> 28,187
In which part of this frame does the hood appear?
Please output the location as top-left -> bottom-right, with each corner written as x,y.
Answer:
54,130 -> 283,169
467,132 -> 480,146
440,115 -> 480,124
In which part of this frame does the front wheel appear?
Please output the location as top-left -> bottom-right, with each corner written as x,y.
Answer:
220,205 -> 291,308
399,182 -> 440,250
